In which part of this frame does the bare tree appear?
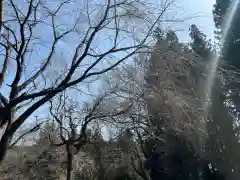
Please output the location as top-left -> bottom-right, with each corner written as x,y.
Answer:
48,88 -> 134,180
0,0 -> 176,163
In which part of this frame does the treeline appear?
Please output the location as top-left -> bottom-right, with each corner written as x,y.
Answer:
0,23 -> 237,180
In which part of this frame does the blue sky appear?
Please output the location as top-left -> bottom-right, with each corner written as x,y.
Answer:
0,0 -> 217,127
169,0 -> 216,42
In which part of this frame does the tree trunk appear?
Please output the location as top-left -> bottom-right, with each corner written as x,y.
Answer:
0,0 -> 3,33
0,109 -> 14,164
66,144 -> 73,180
0,133 -> 11,163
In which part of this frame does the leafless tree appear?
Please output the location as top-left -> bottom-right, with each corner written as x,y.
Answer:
48,88 -> 134,180
0,0 -> 177,163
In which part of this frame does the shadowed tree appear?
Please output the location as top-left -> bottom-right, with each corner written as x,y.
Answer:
189,24 -> 212,59
213,0 -> 240,117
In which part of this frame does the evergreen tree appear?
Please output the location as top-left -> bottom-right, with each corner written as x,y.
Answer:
166,30 -> 178,44
213,0 -> 240,69
166,30 -> 179,50
189,24 -> 212,59
144,24 -> 228,180
211,3 -> 240,178
153,27 -> 164,40
205,82 -> 240,180
213,0 -> 240,107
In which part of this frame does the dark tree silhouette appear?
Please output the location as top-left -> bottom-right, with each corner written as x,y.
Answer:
144,132 -> 226,180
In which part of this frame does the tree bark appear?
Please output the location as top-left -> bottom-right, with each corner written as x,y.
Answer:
66,144 -> 73,180
0,108 -> 14,163
0,133 -> 11,162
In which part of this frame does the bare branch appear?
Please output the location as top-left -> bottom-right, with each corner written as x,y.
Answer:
0,0 -> 179,164
8,122 -> 44,149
